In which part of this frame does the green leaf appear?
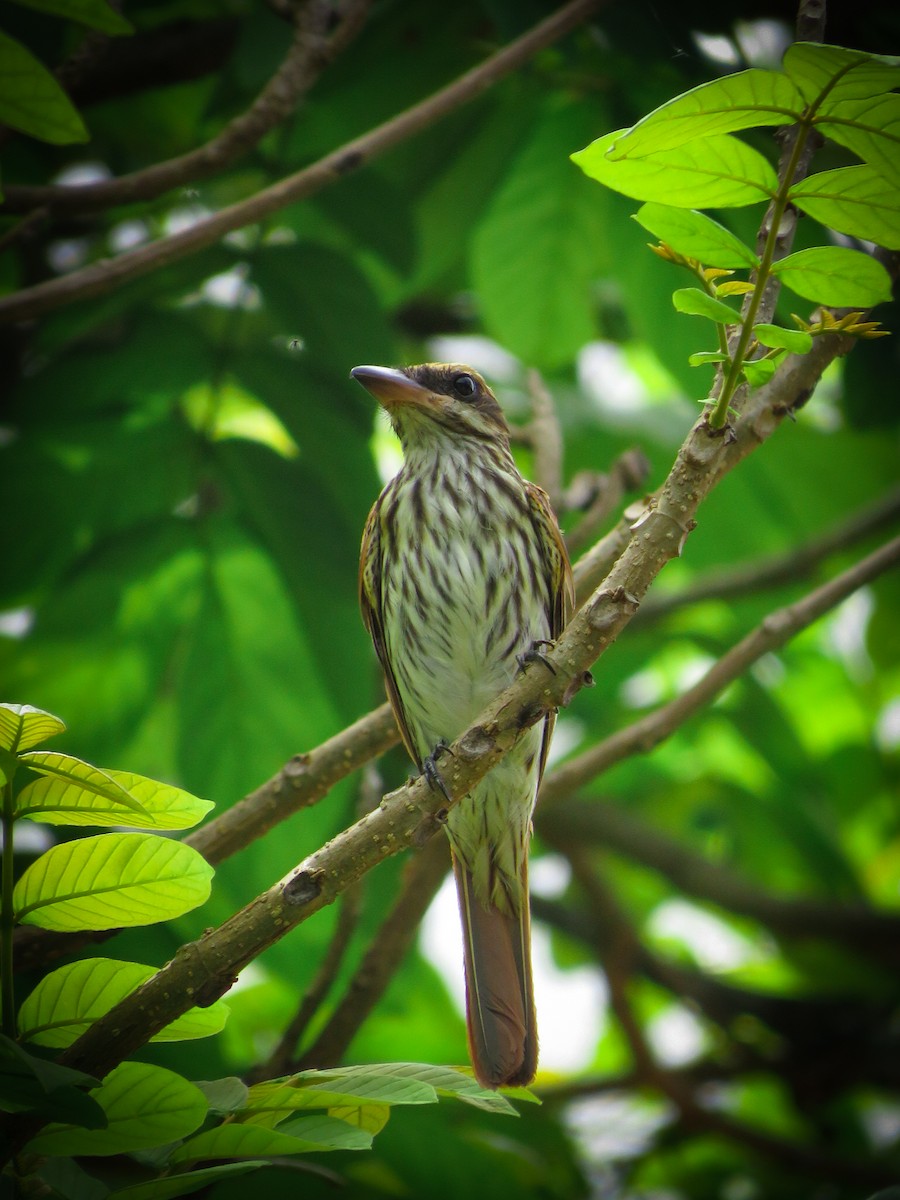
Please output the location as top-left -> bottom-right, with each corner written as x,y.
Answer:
572,131 -> 776,208
26,1062 -> 208,1157
18,958 -> 228,1048
0,703 -> 66,753
753,324 -> 813,353
16,751 -> 150,819
688,351 -> 729,366
13,832 -> 214,931
741,357 -> 781,386
0,31 -> 88,144
816,93 -> 900,190
276,1113 -> 375,1150
8,0 -> 133,34
0,1033 -> 105,1127
633,204 -> 759,268
790,165 -> 900,249
197,1077 -> 249,1114
605,69 -> 802,157
770,246 -> 893,306
784,43 -> 900,107
107,1162 -> 266,1200
672,288 -> 743,325
469,99 -> 608,369
18,764 -> 213,830
296,1063 -> 519,1116
169,1120 -> 369,1166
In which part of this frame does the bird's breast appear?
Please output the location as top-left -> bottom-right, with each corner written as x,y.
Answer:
378,461 -> 550,751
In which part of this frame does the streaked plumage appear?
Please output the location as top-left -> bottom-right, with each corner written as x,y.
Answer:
353,362 -> 573,1088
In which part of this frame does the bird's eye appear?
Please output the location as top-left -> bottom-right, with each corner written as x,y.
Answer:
452,373 -> 478,400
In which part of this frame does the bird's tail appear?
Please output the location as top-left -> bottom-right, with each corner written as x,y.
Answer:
453,855 -> 537,1089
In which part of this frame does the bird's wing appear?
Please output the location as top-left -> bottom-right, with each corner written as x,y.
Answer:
524,481 -> 574,640
359,497 -> 422,768
524,481 -> 576,784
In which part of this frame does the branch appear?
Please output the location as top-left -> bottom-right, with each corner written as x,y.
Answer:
564,448 -> 651,556
540,533 -> 900,806
46,311 -> 849,1088
564,849 -> 895,1190
0,0 -> 372,217
0,0 -> 604,324
637,486 -> 900,623
295,835 -> 449,1071
523,369 -> 565,509
539,796 -> 900,965
532,894 -> 898,1091
12,701 -> 399,972
186,703 -> 398,866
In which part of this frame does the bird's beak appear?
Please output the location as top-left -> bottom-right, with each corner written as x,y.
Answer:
350,365 -> 438,414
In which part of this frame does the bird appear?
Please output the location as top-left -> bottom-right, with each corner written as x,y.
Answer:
352,362 -> 573,1089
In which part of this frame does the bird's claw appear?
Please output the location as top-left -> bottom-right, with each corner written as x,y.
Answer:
423,739 -> 453,804
516,639 -> 557,676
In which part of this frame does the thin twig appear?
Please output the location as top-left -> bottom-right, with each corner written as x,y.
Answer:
637,486 -> 900,623
564,448 -> 651,555
539,795 -> 900,965
525,369 -> 565,509
0,0 -> 373,217
0,0 -> 604,324
541,533 -> 900,815
564,850 -> 894,1189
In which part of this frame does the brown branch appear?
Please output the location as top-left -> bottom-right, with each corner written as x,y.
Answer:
186,703 -> 398,866
539,796 -> 900,965
564,849 -> 895,1190
564,448 -> 652,556
541,533 -> 900,807
251,761 -> 384,1080
531,894 -> 898,1094
0,0 -> 372,217
0,0 -> 604,325
295,834 -> 449,1072
524,369 -> 565,509
256,881 -> 363,1083
637,486 -> 900,623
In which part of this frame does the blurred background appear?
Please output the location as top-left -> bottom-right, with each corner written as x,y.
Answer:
2,0 -> 899,1196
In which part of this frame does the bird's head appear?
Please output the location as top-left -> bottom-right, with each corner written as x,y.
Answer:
350,363 -> 509,449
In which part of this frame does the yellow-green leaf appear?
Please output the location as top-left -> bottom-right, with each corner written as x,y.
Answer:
13,832 -> 213,931
17,752 -> 150,819
753,324 -> 813,353
634,204 -> 759,268
18,959 -> 228,1048
572,131 -> 776,208
784,43 -> 900,107
18,764 -> 213,830
0,704 -> 66,753
790,165 -> 900,249
672,288 -> 743,325
25,1062 -> 207,1156
0,31 -> 88,145
770,245 -> 893,307
606,69 -> 802,157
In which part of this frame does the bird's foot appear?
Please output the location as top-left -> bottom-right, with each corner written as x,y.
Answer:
516,639 -> 557,676
423,739 -> 454,805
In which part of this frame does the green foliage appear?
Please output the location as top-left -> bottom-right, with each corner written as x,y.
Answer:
573,42 -> 898,424
1,3 -> 898,1197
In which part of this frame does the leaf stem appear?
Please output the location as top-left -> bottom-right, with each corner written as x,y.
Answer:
2,778 -> 16,1039
708,120 -> 812,429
